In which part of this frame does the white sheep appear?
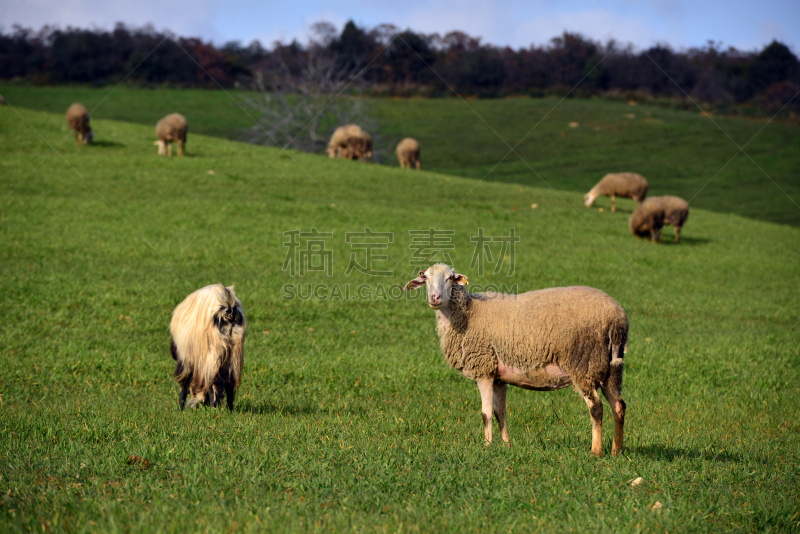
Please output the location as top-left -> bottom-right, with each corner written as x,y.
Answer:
155,113 -> 188,156
396,138 -> 420,169
584,173 -> 649,212
405,264 -> 628,456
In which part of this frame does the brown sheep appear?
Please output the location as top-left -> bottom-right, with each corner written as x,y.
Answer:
396,138 -> 421,170
585,173 -> 649,212
629,198 -> 665,242
65,103 -> 93,146
155,113 -> 188,156
405,264 -> 628,457
649,195 -> 689,242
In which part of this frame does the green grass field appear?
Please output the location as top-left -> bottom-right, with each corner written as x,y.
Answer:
3,85 -> 800,227
1,92 -> 799,533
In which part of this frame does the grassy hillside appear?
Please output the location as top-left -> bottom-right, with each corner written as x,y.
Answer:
3,85 -> 799,228
0,105 -> 799,533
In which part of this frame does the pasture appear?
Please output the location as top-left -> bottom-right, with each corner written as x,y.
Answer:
3,85 -> 800,227
0,93 -> 799,532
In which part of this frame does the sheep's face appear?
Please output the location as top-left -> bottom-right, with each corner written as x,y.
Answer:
83,130 -> 94,144
405,264 -> 468,310
584,192 -> 596,207
156,140 -> 166,155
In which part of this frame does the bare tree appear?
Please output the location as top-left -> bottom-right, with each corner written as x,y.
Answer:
241,25 -> 374,154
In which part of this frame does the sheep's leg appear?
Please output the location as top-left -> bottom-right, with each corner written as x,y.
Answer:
178,385 -> 189,411
476,378 -> 494,445
582,389 -> 603,456
225,383 -> 236,412
674,225 -> 681,243
167,142 -> 173,157
601,386 -> 626,455
492,382 -> 510,444
610,195 -> 616,212
208,388 -> 219,408
177,140 -> 185,157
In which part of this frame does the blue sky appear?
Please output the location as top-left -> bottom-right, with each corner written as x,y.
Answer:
2,0 -> 798,52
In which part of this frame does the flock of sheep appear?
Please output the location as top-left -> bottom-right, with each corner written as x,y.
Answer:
66,107 -> 422,170
326,123 -> 421,170
55,103 -> 695,457
66,102 -> 188,156
584,172 -> 690,242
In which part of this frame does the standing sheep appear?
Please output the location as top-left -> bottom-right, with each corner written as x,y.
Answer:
65,103 -> 94,146
170,284 -> 246,411
629,198 -> 665,242
649,195 -> 689,242
396,138 -> 421,170
155,113 -> 188,156
405,264 -> 628,456
584,173 -> 649,212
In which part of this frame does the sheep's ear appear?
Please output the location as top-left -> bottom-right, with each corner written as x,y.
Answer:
452,273 -> 468,286
404,271 -> 427,291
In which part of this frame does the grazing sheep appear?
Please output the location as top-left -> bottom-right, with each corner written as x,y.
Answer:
170,284 -> 246,411
396,138 -> 421,170
629,198 -> 665,242
327,124 -> 371,160
155,113 -> 188,156
649,195 -> 689,242
405,264 -> 628,456
584,173 -> 649,212
65,103 -> 94,146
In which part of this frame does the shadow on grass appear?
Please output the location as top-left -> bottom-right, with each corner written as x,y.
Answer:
236,399 -> 366,416
630,444 -> 745,463
90,140 -> 126,148
659,235 -> 712,246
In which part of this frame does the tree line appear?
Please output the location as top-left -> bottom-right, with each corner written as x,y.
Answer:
1,21 -> 798,112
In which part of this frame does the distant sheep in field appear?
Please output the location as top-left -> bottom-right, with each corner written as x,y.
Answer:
405,264 -> 628,456
327,124 -> 371,161
0,95 -> 7,105
155,113 -> 188,156
66,103 -> 93,146
170,284 -> 246,411
585,173 -> 649,212
629,198 -> 665,242
649,195 -> 689,242
396,138 -> 420,170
